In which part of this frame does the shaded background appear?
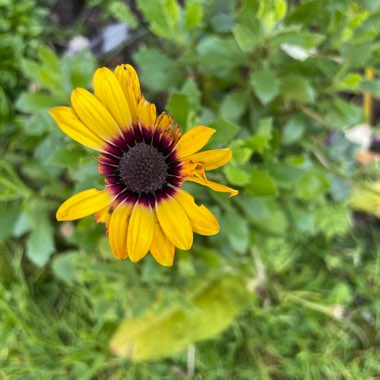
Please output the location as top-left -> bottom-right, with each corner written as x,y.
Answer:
1,0 -> 380,378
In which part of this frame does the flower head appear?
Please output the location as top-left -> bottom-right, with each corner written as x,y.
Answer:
50,64 -> 237,266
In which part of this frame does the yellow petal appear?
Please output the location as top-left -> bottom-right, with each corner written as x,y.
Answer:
175,189 -> 220,236
127,202 -> 155,262
49,107 -> 106,152
71,87 -> 121,142
57,189 -> 114,221
93,67 -> 132,130
176,126 -> 216,159
188,177 -> 239,198
95,206 -> 112,228
155,112 -> 173,133
137,96 -> 156,127
150,219 -> 175,266
108,201 -> 134,260
155,196 -> 193,250
114,64 -> 141,124
187,148 -> 232,171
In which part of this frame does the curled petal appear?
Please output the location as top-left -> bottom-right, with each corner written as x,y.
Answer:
188,177 -> 238,198
187,148 -> 232,171
137,96 -> 156,128
175,189 -> 219,236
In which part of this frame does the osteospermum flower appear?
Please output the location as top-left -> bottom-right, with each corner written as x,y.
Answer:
50,64 -> 237,266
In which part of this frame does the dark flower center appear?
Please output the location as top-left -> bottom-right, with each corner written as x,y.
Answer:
118,142 -> 169,193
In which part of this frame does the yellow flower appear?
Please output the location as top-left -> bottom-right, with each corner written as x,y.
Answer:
50,64 -> 237,266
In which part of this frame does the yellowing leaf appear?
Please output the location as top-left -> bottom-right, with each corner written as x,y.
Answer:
110,275 -> 251,360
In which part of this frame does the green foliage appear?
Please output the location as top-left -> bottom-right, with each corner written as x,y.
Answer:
0,0 -> 52,125
2,0 -> 380,378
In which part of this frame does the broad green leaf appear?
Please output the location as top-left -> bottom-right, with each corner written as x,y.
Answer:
108,1 -> 138,28
197,36 -> 248,76
281,117 -> 304,145
16,92 -> 59,112
185,0 -> 203,30
167,93 -> 189,129
336,73 -> 362,91
220,91 -> 247,121
181,78 -> 201,113
52,252 -> 81,283
110,274 -> 251,360
224,165 -> 250,186
247,118 -> 272,153
265,162 -> 304,189
360,79 -> 380,98
223,210 -> 250,254
133,48 -> 182,92
238,197 -> 288,235
61,49 -> 97,93
208,118 -> 240,146
137,0 -> 181,41
246,170 -> 278,197
0,160 -> 30,201
340,41 -> 372,68
47,148 -> 86,167
0,201 -> 21,242
280,75 -> 315,103
296,171 -> 329,200
250,68 -> 280,105
232,23 -> 260,52
230,140 -> 252,164
25,200 -> 55,267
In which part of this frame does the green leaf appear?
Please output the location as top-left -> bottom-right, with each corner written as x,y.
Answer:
110,274 -> 251,360
167,93 -> 189,128
281,117 -> 305,145
223,210 -> 250,254
340,41 -> 372,68
208,118 -> 240,146
0,201 -> 22,242
133,48 -> 182,92
108,1 -> 138,28
181,78 -> 201,113
16,92 -> 58,112
137,0 -> 181,41
61,50 -> 97,93
25,200 -> 55,267
279,75 -> 315,103
47,148 -> 86,167
246,117 -> 273,153
246,170 -> 278,197
296,171 -> 329,200
224,165 -> 250,186
197,36 -> 248,76
185,0 -> 203,30
52,252 -> 81,283
0,160 -> 30,201
232,23 -> 260,52
220,91 -> 247,121
360,79 -> 380,98
250,68 -> 280,105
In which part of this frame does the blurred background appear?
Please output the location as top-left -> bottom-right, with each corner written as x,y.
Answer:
1,0 -> 380,378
